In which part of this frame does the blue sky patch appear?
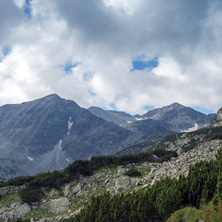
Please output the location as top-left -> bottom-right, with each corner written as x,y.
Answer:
109,103 -> 118,110
88,91 -> 96,96
193,106 -> 215,114
131,56 -> 159,71
23,0 -> 32,19
2,46 -> 11,56
83,72 -> 93,82
0,46 -> 11,62
63,61 -> 79,73
144,105 -> 155,112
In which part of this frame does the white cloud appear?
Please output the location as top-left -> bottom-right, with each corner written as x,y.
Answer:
13,0 -> 26,8
0,0 -> 222,114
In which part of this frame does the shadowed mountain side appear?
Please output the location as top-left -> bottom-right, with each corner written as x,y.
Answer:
89,102 -> 215,133
0,94 -> 140,180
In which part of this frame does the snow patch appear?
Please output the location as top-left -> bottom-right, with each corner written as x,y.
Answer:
136,117 -> 148,121
181,123 -> 199,132
58,139 -> 63,149
27,156 -> 33,161
67,117 -> 73,135
68,117 -> 73,131
127,121 -> 132,123
66,158 -> 70,162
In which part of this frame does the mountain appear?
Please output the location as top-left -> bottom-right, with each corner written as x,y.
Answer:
89,102 -> 215,133
88,106 -> 136,126
0,95 -> 216,180
89,103 -> 215,155
0,106 -> 221,221
0,94 -> 140,180
140,102 -> 215,132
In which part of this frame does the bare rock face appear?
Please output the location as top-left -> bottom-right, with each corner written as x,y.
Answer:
49,197 -> 70,212
41,197 -> 70,213
89,102 -> 215,133
0,94 -> 139,181
115,177 -> 130,193
215,108 -> 222,122
0,202 -> 31,221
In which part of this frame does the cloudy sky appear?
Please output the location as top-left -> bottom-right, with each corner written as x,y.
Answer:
0,0 -> 222,114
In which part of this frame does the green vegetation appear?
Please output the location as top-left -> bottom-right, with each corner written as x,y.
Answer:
60,148 -> 222,222
210,131 -> 222,141
124,167 -> 142,177
168,201 -> 222,222
166,207 -> 199,222
154,126 -> 222,153
197,200 -> 222,221
181,138 -> 200,152
115,141 -> 155,155
190,126 -> 222,140
0,149 -> 177,203
137,166 -> 151,177
23,209 -> 57,220
0,192 -> 20,206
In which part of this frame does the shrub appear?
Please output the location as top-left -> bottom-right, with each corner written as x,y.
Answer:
124,167 -> 142,177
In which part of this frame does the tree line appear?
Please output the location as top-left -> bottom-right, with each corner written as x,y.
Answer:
0,149 -> 177,203
63,148 -> 222,222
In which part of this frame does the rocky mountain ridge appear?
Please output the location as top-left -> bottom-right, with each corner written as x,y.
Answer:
0,94 -> 140,181
0,105 -> 220,221
89,102 -> 215,133
0,95 -> 215,181
0,113 -> 222,222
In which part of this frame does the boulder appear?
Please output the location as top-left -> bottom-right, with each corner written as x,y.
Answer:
72,183 -> 82,194
150,155 -> 160,161
49,197 -> 70,212
117,167 -> 126,175
115,177 -> 130,193
0,202 -> 31,221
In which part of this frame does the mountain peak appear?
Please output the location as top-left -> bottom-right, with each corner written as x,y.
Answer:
168,102 -> 185,108
42,94 -> 61,101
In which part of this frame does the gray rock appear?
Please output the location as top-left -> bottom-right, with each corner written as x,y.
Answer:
71,183 -> 82,194
0,187 -> 11,196
115,177 -> 130,193
49,197 -> 70,212
63,184 -> 71,196
150,155 -> 160,161
117,167 -> 126,175
0,202 -> 31,221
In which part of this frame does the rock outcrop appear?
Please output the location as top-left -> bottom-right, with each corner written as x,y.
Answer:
0,139 -> 221,221
0,202 -> 30,221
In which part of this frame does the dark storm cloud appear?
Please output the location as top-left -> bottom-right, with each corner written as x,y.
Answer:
0,0 -> 24,43
54,0 -> 211,56
1,0 -> 222,113
55,0 -> 121,43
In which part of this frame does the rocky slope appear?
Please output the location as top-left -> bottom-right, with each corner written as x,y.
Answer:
0,137 -> 221,221
89,103 -> 215,155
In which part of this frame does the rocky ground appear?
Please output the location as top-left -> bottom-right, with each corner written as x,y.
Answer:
0,139 -> 221,222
